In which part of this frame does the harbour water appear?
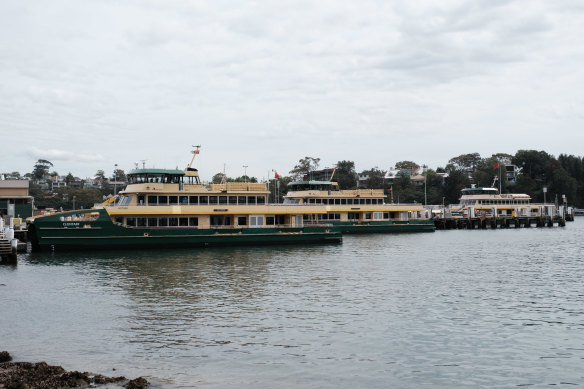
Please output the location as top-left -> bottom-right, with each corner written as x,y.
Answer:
1,219 -> 583,388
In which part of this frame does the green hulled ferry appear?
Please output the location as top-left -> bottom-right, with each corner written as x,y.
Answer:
284,180 -> 435,233
28,147 -> 341,251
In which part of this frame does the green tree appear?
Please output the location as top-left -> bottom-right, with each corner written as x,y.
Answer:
361,167 -> 385,189
334,160 -> 357,189
448,153 -> 481,171
65,173 -> 75,185
443,165 -> 471,204
112,168 -> 126,182
32,159 -> 53,181
211,172 -> 225,184
289,157 -> 320,179
395,161 -> 420,171
95,170 -> 106,180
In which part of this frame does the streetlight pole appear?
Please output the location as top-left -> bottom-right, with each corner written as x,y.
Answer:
423,164 -> 427,206
243,165 -> 248,183
114,164 -> 118,196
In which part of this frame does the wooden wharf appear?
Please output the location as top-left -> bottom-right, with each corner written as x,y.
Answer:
434,215 -> 565,230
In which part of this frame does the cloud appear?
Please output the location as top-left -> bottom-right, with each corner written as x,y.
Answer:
26,147 -> 105,163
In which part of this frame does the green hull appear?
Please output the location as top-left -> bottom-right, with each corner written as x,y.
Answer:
330,220 -> 435,234
29,209 -> 342,251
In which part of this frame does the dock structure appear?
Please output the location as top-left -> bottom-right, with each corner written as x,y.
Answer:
431,204 -> 567,230
0,217 -> 18,264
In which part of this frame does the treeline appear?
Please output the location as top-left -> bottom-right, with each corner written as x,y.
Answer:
282,150 -> 583,206
6,149 -> 584,209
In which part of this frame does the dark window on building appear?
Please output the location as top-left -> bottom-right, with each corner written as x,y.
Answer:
169,196 -> 179,205
189,217 -> 198,226
247,196 -> 256,205
257,196 -> 265,204
180,196 -> 188,205
266,216 -> 275,225
189,196 -> 198,205
169,217 -> 179,226
137,218 -> 147,227
219,196 -> 228,205
238,216 -> 247,225
229,196 -> 237,205
158,218 -> 168,227
209,196 -> 218,205
158,196 -> 168,205
238,196 -> 246,205
126,217 -> 136,226
148,196 -> 157,206
179,217 -> 189,226
199,196 -> 208,205
137,195 -> 145,205
148,218 -> 158,227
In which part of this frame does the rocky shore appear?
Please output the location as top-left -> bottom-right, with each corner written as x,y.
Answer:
0,351 -> 149,389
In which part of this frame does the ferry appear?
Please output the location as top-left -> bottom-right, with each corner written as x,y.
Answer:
283,179 -> 435,233
27,147 -> 341,251
451,185 -> 552,218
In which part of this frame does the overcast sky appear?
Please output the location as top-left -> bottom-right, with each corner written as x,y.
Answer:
1,0 -> 583,181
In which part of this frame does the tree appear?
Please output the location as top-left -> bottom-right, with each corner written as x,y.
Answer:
361,167 -> 385,189
65,173 -> 75,185
395,161 -> 420,171
443,164 -> 471,204
32,159 -> 53,181
95,170 -> 106,180
334,160 -> 357,189
448,153 -> 481,171
289,157 -> 320,179
212,172 -> 225,184
113,168 -> 126,182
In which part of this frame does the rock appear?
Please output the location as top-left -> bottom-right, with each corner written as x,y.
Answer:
0,351 -> 12,363
125,377 -> 150,389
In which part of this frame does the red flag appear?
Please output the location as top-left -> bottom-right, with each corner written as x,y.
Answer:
388,187 -> 392,192
493,163 -> 499,169
274,172 -> 280,178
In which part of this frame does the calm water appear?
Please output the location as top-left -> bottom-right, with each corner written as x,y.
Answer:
2,220 -> 584,388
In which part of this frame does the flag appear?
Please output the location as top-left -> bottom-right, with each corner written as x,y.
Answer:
274,172 -> 280,178
388,187 -> 392,192
493,163 -> 499,169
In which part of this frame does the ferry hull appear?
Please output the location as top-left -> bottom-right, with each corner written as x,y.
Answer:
28,210 -> 342,251
331,220 -> 436,233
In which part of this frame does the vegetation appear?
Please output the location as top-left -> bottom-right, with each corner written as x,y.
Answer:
4,150 -> 584,210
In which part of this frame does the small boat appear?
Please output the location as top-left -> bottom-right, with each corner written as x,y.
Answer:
28,147 -> 341,251
283,179 -> 435,233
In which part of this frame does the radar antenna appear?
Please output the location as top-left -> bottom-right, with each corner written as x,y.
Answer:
188,145 -> 201,169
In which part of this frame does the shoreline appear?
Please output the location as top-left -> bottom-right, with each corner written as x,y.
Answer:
0,351 -> 149,389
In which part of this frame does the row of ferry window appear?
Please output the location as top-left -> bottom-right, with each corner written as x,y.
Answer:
462,199 -> 529,205
307,198 -> 384,205
116,215 -> 274,227
137,195 -> 267,206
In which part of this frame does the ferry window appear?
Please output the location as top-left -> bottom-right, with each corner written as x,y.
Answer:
211,215 -> 228,226
257,196 -> 265,204
179,218 -> 189,226
189,196 -> 198,205
158,218 -> 168,227
114,216 -> 123,224
137,218 -> 147,227
238,216 -> 247,225
229,196 -> 237,205
348,212 -> 359,220
250,215 -> 264,227
118,195 -> 133,206
383,213 -> 389,219
159,196 -> 168,205
247,196 -> 256,205
148,196 -> 157,206
180,196 -> 188,205
316,199 -> 322,204
169,196 -> 179,205
189,217 -> 198,226
266,216 -> 275,225
148,218 -> 158,227
219,196 -> 228,205
309,199 -> 316,204
334,199 -> 340,205
200,196 -> 208,205
347,199 -> 353,205
138,195 -> 145,205
238,196 -> 246,205
366,199 -> 371,205
365,212 -> 372,219
341,199 -> 347,205
209,196 -> 218,205
126,217 -> 136,226
169,217 -> 179,226
373,212 -> 383,220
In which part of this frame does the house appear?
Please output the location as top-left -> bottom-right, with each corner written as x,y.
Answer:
0,179 -> 34,218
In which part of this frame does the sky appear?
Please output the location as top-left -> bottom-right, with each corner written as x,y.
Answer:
1,0 -> 583,182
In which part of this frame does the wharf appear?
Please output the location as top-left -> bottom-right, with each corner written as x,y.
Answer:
434,215 -> 565,230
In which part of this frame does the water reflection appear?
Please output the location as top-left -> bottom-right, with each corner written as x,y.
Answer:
6,220 -> 584,388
